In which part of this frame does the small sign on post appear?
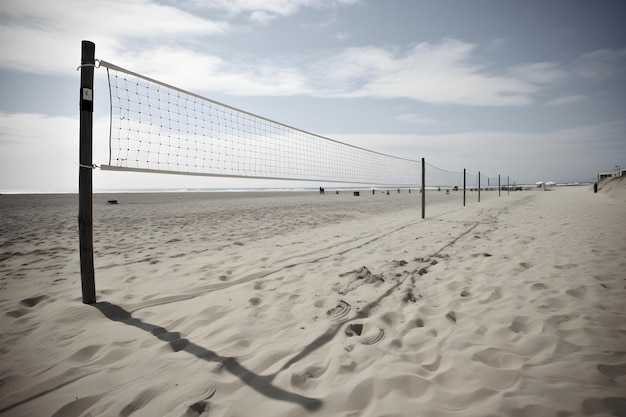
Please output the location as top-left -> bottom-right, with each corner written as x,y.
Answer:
82,87 -> 93,101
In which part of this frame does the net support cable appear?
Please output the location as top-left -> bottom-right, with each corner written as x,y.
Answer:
99,60 -> 420,186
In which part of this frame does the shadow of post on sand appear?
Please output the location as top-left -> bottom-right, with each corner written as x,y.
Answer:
92,302 -> 322,412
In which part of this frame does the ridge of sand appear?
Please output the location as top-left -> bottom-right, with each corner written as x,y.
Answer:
597,175 -> 626,202
1,186 -> 625,417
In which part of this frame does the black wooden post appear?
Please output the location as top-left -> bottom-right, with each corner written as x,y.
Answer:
498,174 -> 501,197
463,168 -> 466,207
421,158 -> 425,219
478,171 -> 481,203
79,40 -> 96,304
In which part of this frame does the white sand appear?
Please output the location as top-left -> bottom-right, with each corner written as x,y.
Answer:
1,182 -> 625,417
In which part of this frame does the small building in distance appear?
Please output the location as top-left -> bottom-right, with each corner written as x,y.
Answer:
536,181 -> 556,191
598,166 -> 626,181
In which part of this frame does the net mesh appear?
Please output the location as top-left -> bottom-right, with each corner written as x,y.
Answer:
425,162 -> 465,188
480,173 -> 501,188
100,61 -> 419,185
424,163 -> 506,193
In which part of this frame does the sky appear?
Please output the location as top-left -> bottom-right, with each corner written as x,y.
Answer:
1,0 -> 625,192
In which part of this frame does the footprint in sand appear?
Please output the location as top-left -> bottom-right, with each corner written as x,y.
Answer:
554,263 -> 578,270
327,300 -> 351,321
313,298 -> 327,308
344,322 -> 385,345
480,288 -> 503,303
51,395 -> 103,417
68,345 -> 103,362
581,397 -> 626,417
290,366 -> 326,389
119,388 -> 160,417
539,297 -> 567,310
545,314 -> 572,329
386,374 -> 430,398
472,347 -> 525,369
6,309 -> 27,318
422,354 -> 442,372
345,323 -> 363,336
185,386 -> 217,417
403,290 -> 418,303
445,311 -> 457,323
19,295 -> 47,307
338,360 -> 358,375
565,286 -> 587,298
380,312 -> 399,326
597,363 -> 626,378
360,327 -> 385,345
509,316 -> 544,335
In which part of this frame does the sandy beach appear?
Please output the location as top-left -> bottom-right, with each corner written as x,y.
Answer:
1,180 -> 625,417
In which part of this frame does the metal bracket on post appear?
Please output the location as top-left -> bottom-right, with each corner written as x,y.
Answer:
79,40 -> 96,304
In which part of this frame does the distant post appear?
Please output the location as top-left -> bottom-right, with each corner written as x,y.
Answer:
463,168 -> 466,207
421,158 -> 425,219
498,174 -> 501,197
79,40 -> 96,304
478,171 -> 481,203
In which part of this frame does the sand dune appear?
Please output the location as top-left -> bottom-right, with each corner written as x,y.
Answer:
598,175 -> 626,202
1,184 -> 625,416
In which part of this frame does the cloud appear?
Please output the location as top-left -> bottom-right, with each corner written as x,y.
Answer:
396,114 -> 443,125
113,46 -> 312,96
485,38 -> 508,50
545,95 -> 586,106
106,38 -> 561,106
203,0 -> 359,22
0,0 -> 583,108
249,10 -> 275,24
311,39 -> 540,106
509,62 -> 567,84
574,48 -> 626,82
0,0 -> 227,74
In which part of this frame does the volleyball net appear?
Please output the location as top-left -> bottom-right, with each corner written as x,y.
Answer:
78,42 -> 516,305
424,163 -> 509,190
98,60 -> 419,186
